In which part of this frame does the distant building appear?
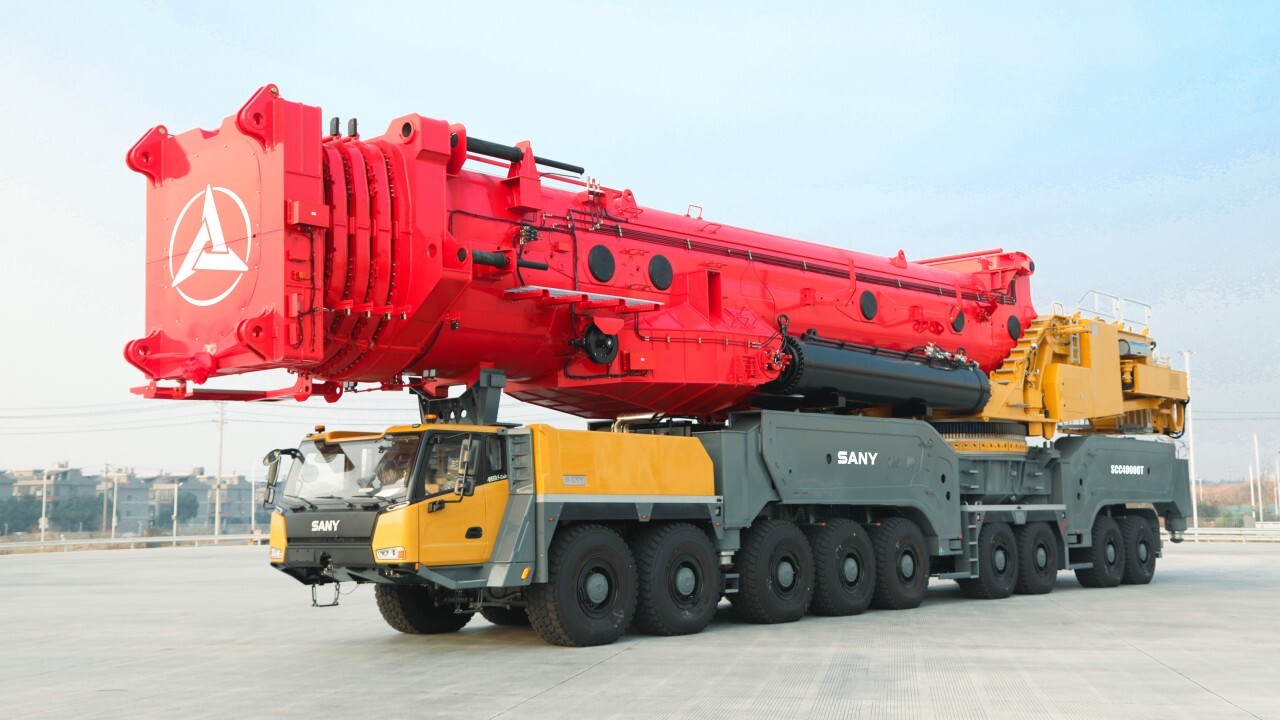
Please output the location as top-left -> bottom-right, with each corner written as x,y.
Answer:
146,468 -> 211,527
94,467 -> 153,535
201,472 -> 255,530
9,463 -> 98,504
0,464 -> 268,534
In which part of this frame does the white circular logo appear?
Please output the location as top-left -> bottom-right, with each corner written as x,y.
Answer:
167,185 -> 254,307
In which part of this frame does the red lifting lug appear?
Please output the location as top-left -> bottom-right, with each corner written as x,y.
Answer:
125,126 -> 188,186
235,84 -> 281,149
504,140 -> 542,214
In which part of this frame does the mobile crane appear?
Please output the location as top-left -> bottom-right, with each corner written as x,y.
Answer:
126,86 -> 1191,646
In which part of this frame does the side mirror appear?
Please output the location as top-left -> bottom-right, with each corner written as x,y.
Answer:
262,448 -> 301,506
454,438 -> 480,497
458,437 -> 477,476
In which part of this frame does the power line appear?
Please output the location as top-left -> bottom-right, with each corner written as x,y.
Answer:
0,405 -> 209,420
0,401 -> 154,412
2,409 -> 216,428
0,420 -> 213,436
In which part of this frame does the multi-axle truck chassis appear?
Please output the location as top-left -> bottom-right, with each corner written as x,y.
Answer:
267,372 -> 1189,647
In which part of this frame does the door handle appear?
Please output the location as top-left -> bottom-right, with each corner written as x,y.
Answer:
465,527 -> 483,539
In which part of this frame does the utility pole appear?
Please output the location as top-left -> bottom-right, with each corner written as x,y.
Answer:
1274,454 -> 1279,522
1247,464 -> 1257,522
1254,435 -> 1264,521
215,401 -> 225,537
171,480 -> 181,547
250,461 -> 258,535
1179,351 -> 1199,537
111,468 -> 120,539
39,468 -> 50,543
100,464 -> 109,537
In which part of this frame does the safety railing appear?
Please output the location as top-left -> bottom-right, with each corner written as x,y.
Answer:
1076,290 -> 1152,330
1165,527 -> 1280,543
4,527 -> 1278,555
0,534 -> 264,554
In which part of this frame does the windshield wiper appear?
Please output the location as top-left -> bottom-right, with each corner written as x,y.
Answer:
282,494 -> 317,510
314,494 -> 385,510
313,495 -> 360,509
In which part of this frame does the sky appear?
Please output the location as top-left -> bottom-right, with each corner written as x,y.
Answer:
0,1 -> 1278,485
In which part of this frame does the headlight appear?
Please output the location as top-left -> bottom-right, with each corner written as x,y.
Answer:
269,547 -> 284,560
375,546 -> 407,561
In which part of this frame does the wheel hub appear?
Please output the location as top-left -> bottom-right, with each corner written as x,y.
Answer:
1035,545 -> 1048,569
1105,542 -> 1117,565
994,548 -> 1007,573
1138,541 -> 1149,563
899,552 -> 916,580
674,565 -> 697,597
584,571 -> 610,605
776,559 -> 796,589
841,556 -> 860,584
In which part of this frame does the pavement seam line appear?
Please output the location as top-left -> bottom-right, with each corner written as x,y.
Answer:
486,643 -> 637,719
1047,591 -> 1262,719
1120,636 -> 1262,720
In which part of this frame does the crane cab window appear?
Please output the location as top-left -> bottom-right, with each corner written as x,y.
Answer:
420,432 -> 506,499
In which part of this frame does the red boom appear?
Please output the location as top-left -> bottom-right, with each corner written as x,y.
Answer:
124,85 -> 1037,418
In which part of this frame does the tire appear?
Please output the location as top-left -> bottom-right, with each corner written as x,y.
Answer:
957,522 -> 1019,600
730,519 -> 814,624
1013,522 -> 1058,595
375,584 -> 473,634
807,519 -> 876,616
870,517 -> 930,610
632,523 -> 721,636
1119,516 -> 1157,585
479,606 -> 531,627
1075,514 -> 1126,588
526,524 -> 637,647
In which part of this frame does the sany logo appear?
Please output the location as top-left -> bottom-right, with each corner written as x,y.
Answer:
311,520 -> 341,532
837,451 -> 879,466
167,185 -> 253,307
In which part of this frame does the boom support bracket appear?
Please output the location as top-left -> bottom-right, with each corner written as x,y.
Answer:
412,369 -> 507,425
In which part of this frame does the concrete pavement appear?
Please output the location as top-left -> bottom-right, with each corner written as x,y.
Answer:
0,542 -> 1276,719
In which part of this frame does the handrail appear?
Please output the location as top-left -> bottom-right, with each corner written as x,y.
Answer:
0,534 -> 263,553
1164,527 -> 1280,543
4,527 -> 1278,555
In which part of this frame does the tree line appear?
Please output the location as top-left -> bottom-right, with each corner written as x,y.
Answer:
0,492 -> 200,535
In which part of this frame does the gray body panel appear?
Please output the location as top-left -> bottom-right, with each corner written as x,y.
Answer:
693,411 -> 1189,579
700,412 -> 963,555
1053,435 -> 1192,544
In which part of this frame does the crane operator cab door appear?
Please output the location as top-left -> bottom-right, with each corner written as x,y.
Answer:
418,430 -> 510,566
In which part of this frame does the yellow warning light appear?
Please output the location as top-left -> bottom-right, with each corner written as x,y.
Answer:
424,414 -> 439,422
521,567 -> 531,581
314,425 -> 326,433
